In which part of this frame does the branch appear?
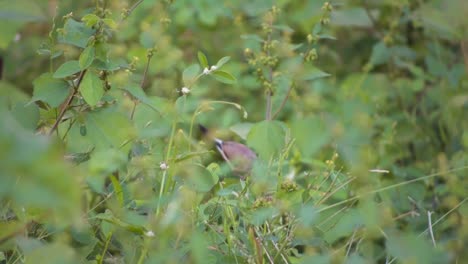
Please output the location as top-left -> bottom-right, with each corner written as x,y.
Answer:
48,70 -> 86,136
271,84 -> 294,120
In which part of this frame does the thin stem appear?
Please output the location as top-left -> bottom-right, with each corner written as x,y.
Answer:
127,0 -> 144,17
48,70 -> 86,136
265,89 -> 272,120
98,232 -> 113,264
130,101 -> 137,120
140,51 -> 153,88
271,84 -> 293,119
427,211 -> 436,248
156,121 -> 177,216
317,166 -> 468,213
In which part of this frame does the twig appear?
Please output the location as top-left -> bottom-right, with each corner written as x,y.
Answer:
271,84 -> 294,119
427,211 -> 436,247
48,70 -> 86,136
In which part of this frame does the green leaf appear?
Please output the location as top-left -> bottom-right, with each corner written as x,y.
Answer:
32,73 -> 70,107
212,70 -> 236,84
369,42 -> 390,66
387,232 -> 449,263
197,51 -> 209,68
291,116 -> 331,158
102,18 -> 117,29
184,164 -> 218,193
215,56 -> 230,68
87,149 -> 127,193
302,66 -> 331,81
85,107 -> 134,151
24,243 -> 80,264
182,64 -> 200,86
123,85 -> 163,114
247,120 -> 286,160
330,8 -> 373,27
79,46 -> 95,69
10,101 -> 39,131
240,34 -> 264,43
58,19 -> 95,48
81,14 -> 100,27
53,60 -> 81,78
79,71 -> 104,106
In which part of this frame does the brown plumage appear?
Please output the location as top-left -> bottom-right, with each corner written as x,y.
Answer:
199,124 -> 256,177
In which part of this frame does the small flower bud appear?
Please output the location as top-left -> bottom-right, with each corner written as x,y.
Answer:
160,162 -> 169,170
181,87 -> 190,95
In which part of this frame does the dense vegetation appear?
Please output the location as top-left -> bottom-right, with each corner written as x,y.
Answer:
1,0 -> 467,263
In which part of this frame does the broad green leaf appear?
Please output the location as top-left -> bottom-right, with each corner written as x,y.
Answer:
369,42 -> 390,66
79,46 -> 95,69
182,64 -> 200,86
387,232 -> 449,263
58,19 -> 95,48
302,66 -> 331,81
330,8 -> 373,27
32,73 -> 70,107
87,149 -> 127,193
197,51 -> 209,68
230,122 -> 254,140
24,243 -> 79,264
53,60 -> 81,78
0,0 -> 46,22
183,164 -> 218,193
247,120 -> 286,160
79,71 -> 104,106
212,70 -> 236,84
215,56 -> 230,68
85,107 -> 134,151
10,101 -> 39,131
291,116 -> 330,158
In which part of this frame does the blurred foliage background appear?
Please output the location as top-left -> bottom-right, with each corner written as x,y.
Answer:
0,0 -> 467,263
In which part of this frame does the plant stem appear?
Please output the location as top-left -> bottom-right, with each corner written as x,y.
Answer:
48,70 -> 86,136
271,83 -> 294,119
265,89 -> 272,120
156,121 -> 177,216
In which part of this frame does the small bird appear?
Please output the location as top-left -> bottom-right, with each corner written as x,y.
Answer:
199,124 -> 256,178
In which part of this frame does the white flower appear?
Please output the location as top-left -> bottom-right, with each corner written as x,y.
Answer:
203,67 -> 210,75
181,87 -> 190,95
145,230 -> 155,237
210,65 -> 218,71
160,162 -> 169,170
